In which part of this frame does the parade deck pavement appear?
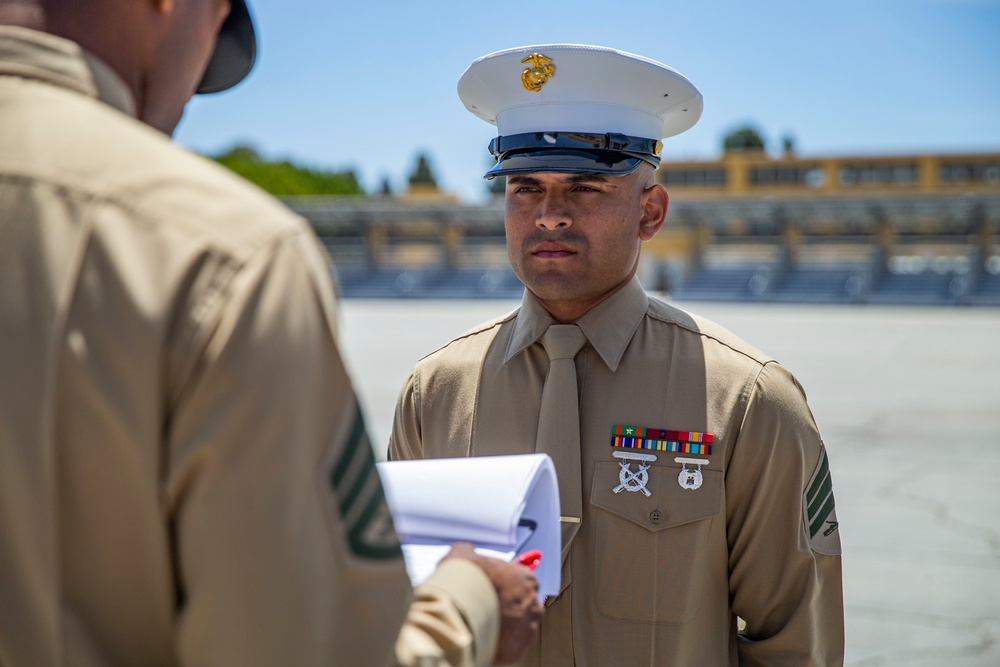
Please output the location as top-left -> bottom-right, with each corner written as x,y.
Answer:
338,297 -> 1000,666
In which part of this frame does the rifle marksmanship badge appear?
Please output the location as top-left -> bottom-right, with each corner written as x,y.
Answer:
610,425 -> 715,495
521,53 -> 555,92
612,450 -> 656,496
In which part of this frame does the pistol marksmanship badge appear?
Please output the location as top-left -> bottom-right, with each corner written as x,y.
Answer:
610,425 -> 716,496
521,53 -> 555,92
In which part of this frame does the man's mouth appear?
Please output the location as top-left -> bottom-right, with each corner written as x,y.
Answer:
531,243 -> 577,259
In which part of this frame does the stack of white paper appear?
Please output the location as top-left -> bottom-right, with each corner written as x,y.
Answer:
377,453 -> 561,599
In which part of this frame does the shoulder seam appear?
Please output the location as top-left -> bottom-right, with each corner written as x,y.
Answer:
645,308 -> 772,367
417,308 -> 518,363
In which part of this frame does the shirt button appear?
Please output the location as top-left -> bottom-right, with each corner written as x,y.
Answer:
649,509 -> 662,524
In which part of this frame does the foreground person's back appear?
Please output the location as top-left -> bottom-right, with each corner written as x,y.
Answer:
0,24 -> 423,663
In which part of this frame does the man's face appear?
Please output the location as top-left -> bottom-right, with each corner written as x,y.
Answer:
141,0 -> 231,134
504,167 -> 667,321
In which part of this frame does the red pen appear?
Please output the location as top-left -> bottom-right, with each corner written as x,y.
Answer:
515,549 -> 542,570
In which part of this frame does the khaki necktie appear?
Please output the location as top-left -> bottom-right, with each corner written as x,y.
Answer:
536,324 -> 587,563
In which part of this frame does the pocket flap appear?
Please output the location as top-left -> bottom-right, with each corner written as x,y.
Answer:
590,461 -> 722,532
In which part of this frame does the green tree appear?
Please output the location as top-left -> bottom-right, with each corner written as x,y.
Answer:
212,145 -> 364,196
723,126 -> 766,153
407,152 -> 438,188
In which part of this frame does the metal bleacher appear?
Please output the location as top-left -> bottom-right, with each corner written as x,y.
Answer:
287,188 -> 1000,306
867,271 -> 960,305
672,267 -> 764,302
335,266 -> 524,299
772,268 -> 863,304
971,271 -> 1000,305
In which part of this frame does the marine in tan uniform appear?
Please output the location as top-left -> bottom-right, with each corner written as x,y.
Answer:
390,45 -> 844,665
0,2 -> 541,665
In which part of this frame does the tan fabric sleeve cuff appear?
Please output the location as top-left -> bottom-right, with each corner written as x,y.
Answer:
419,558 -> 500,666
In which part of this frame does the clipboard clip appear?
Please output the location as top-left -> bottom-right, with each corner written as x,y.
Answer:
515,549 -> 542,570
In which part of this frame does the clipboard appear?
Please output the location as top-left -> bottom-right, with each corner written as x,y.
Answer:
377,453 -> 561,599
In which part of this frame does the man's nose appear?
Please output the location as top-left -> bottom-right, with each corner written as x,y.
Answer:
535,194 -> 572,231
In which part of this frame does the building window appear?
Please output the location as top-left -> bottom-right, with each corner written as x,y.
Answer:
839,163 -> 918,186
940,161 -> 1000,184
749,165 -> 822,187
660,168 -> 727,186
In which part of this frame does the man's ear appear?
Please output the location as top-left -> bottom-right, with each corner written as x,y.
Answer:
638,183 -> 668,241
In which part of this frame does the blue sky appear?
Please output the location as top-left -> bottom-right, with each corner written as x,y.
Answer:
174,0 -> 1000,202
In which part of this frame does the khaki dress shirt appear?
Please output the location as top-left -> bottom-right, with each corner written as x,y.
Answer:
391,276 -> 844,666
0,27 -> 497,667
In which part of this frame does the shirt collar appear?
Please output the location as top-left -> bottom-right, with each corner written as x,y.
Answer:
0,26 -> 136,117
504,276 -> 649,371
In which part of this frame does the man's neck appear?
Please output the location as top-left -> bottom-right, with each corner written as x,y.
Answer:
533,273 -> 636,324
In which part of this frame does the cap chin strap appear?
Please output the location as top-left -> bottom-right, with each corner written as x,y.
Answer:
489,132 -> 662,162
483,149 -> 650,180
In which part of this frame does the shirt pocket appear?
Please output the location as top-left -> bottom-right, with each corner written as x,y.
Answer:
589,461 -> 722,624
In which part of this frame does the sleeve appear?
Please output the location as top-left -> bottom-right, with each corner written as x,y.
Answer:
167,227 -> 413,665
388,367 -> 425,461
725,362 -> 845,666
388,366 -> 504,666
393,559 -> 500,667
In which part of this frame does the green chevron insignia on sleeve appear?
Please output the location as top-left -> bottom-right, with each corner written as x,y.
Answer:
329,401 -> 403,560
803,448 -> 842,555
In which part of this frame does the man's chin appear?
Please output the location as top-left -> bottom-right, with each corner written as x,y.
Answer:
140,96 -> 189,137
162,106 -> 187,137
522,273 -> 585,301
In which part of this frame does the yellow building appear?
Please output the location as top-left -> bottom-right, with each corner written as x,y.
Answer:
658,149 -> 1000,198
290,150 -> 1000,304
646,150 -> 1000,304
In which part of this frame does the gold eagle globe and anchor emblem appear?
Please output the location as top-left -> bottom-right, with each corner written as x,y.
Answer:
521,53 -> 555,92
